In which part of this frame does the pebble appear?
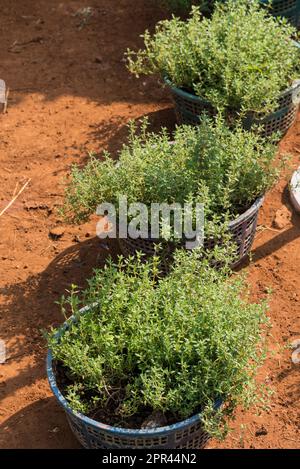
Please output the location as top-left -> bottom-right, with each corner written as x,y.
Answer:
0,340 -> 6,364
273,207 -> 291,230
255,426 -> 268,437
141,411 -> 167,429
49,227 -> 65,239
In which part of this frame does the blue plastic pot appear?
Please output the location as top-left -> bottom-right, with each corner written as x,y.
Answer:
47,307 -> 222,449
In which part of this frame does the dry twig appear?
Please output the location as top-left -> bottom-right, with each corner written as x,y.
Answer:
0,179 -> 31,218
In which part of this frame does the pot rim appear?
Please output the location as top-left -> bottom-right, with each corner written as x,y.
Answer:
228,195 -> 264,228
117,195 -> 265,241
164,39 -> 300,105
164,75 -> 300,105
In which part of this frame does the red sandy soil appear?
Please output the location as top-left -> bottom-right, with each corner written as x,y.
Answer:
0,0 -> 299,449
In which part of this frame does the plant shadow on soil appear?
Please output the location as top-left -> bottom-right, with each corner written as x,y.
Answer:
235,185 -> 300,271
87,107 -> 177,158
0,237 -> 121,447
0,397 -> 81,449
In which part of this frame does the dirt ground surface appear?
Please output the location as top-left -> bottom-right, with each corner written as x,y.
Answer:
0,0 -> 299,450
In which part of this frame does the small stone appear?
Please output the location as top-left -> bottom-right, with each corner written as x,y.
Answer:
49,227 -> 65,240
255,426 -> 268,437
0,340 -> 6,364
273,207 -> 291,230
98,241 -> 110,251
141,411 -> 167,429
73,235 -> 81,243
50,427 -> 60,433
292,348 -> 300,364
291,338 -> 300,349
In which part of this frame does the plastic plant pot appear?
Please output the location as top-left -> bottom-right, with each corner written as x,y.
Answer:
165,77 -> 300,138
119,196 -> 264,273
217,0 -> 300,26
260,0 -> 300,27
47,307 -> 222,449
243,79 -> 300,138
290,166 -> 300,212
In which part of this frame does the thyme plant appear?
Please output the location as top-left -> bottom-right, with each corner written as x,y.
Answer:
63,117 -> 281,240
47,249 -> 270,437
127,0 -> 299,115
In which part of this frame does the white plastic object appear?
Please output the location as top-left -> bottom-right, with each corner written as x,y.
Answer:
291,338 -> 300,365
0,80 -> 6,104
0,340 -> 6,364
291,79 -> 300,106
291,338 -> 300,349
292,349 -> 300,365
290,167 -> 300,213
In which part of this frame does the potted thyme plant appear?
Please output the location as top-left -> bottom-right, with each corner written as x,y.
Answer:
47,249 -> 270,449
128,0 -> 300,136
63,117 -> 282,268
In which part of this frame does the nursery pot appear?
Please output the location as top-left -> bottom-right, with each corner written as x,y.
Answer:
119,196 -> 264,272
47,307 -> 221,449
220,1 -> 300,27
165,77 -> 300,138
260,0 -> 300,27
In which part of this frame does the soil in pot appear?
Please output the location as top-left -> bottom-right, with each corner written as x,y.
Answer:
53,359 -> 203,430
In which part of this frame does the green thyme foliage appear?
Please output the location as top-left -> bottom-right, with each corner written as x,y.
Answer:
47,250 -> 269,436
127,0 -> 299,114
63,117 -> 280,227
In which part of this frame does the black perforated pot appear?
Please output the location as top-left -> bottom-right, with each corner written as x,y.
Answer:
166,77 -> 300,139
119,196 -> 264,273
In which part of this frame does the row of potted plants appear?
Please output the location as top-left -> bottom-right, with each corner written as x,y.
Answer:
46,1 -> 299,449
